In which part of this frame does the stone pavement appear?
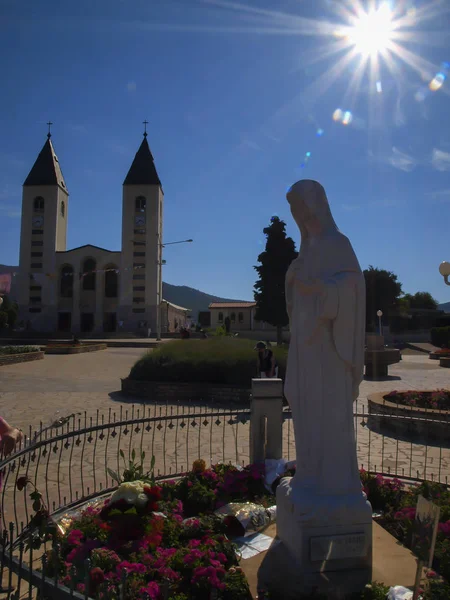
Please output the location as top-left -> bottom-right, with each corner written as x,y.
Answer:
1,349 -> 450,530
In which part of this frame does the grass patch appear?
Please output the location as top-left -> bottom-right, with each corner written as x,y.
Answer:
0,345 -> 40,355
129,337 -> 288,385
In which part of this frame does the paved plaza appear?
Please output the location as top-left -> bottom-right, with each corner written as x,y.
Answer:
1,347 -> 446,430
1,347 -> 450,529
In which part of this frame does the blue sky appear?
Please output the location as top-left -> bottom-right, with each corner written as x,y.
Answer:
1,0 -> 450,303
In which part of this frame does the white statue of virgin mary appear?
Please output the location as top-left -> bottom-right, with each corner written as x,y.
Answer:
258,181 -> 372,598
284,179 -> 366,503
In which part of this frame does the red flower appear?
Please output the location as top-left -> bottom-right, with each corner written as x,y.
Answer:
143,485 -> 162,511
89,567 -> 105,591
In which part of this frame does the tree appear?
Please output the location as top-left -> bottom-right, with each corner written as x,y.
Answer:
254,217 -> 298,345
0,312 -> 8,330
0,295 -> 18,329
403,291 -> 438,310
363,266 -> 403,331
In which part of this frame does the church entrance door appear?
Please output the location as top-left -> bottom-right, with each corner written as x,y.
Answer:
80,313 -> 94,332
103,312 -> 117,333
57,312 -> 71,332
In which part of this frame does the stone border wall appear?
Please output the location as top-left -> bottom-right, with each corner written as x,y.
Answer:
121,378 -> 251,405
45,344 -> 107,355
368,391 -> 450,443
0,351 -> 45,366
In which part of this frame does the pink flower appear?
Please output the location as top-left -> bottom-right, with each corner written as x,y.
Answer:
394,507 -> 416,521
439,521 -> 450,537
188,539 -> 201,548
157,567 -> 180,581
139,582 -> 160,599
67,529 -> 84,546
183,549 -> 204,564
116,561 -> 146,575
192,565 -> 226,590
66,540 -> 100,563
426,569 -> 438,579
216,552 -> 227,563
210,559 -> 222,568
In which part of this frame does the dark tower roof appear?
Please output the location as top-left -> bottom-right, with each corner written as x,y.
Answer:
123,136 -> 161,186
23,136 -> 68,191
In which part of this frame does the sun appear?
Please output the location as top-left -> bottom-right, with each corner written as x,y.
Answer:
345,3 -> 394,57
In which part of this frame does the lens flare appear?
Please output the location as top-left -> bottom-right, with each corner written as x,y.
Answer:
316,128 -> 324,137
376,81 -> 383,93
429,72 -> 446,92
333,109 -> 353,125
342,111 -> 353,125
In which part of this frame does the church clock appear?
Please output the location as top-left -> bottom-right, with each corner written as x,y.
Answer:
32,216 -> 44,227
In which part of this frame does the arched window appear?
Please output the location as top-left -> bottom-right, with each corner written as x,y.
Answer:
82,258 -> 96,291
230,312 -> 236,322
61,201 -> 65,217
135,196 -> 146,212
34,197 -> 44,213
60,265 -> 74,298
218,312 -> 224,323
104,266 -> 118,298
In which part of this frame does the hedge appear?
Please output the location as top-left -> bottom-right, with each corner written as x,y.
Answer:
0,345 -> 41,355
129,338 -> 288,385
431,326 -> 450,348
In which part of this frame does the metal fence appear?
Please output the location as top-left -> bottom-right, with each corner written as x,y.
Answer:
0,403 -> 250,599
282,400 -> 450,484
4,398 -> 450,598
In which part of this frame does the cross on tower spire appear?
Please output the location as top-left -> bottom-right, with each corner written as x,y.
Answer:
143,120 -> 148,138
47,121 -> 53,139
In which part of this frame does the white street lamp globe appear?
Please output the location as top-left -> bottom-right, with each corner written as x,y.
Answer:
377,310 -> 383,317
439,261 -> 450,277
0,297 -> 3,308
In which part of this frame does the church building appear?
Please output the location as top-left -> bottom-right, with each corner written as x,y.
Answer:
14,129 -> 183,334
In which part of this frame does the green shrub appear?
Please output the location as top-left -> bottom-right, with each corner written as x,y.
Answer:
431,326 -> 450,348
0,346 -> 40,355
129,338 -> 287,385
0,312 -> 8,330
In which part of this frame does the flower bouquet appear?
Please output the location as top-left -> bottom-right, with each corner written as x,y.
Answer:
18,454 -> 277,599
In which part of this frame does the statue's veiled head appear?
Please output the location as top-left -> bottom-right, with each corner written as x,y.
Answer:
286,180 -> 338,237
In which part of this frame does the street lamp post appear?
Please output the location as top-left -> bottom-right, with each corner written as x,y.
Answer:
156,238 -> 193,341
377,310 -> 383,336
439,261 -> 450,286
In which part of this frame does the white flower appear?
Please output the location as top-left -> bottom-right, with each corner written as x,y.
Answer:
136,493 -> 149,508
110,480 -> 147,507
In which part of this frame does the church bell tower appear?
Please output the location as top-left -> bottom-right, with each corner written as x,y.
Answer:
17,126 -> 69,330
119,126 -> 163,331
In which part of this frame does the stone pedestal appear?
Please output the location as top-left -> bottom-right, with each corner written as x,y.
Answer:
250,379 -> 284,463
258,478 -> 373,599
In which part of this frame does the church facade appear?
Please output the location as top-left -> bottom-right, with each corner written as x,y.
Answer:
15,131 -> 172,334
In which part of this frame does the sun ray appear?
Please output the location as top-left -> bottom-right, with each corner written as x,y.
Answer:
295,50 -> 359,109
394,0 -> 450,28
289,39 -> 352,73
200,0 -> 339,36
342,54 -> 370,109
389,41 -> 438,80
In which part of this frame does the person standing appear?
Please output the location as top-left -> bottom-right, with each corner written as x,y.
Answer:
254,341 -> 278,378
